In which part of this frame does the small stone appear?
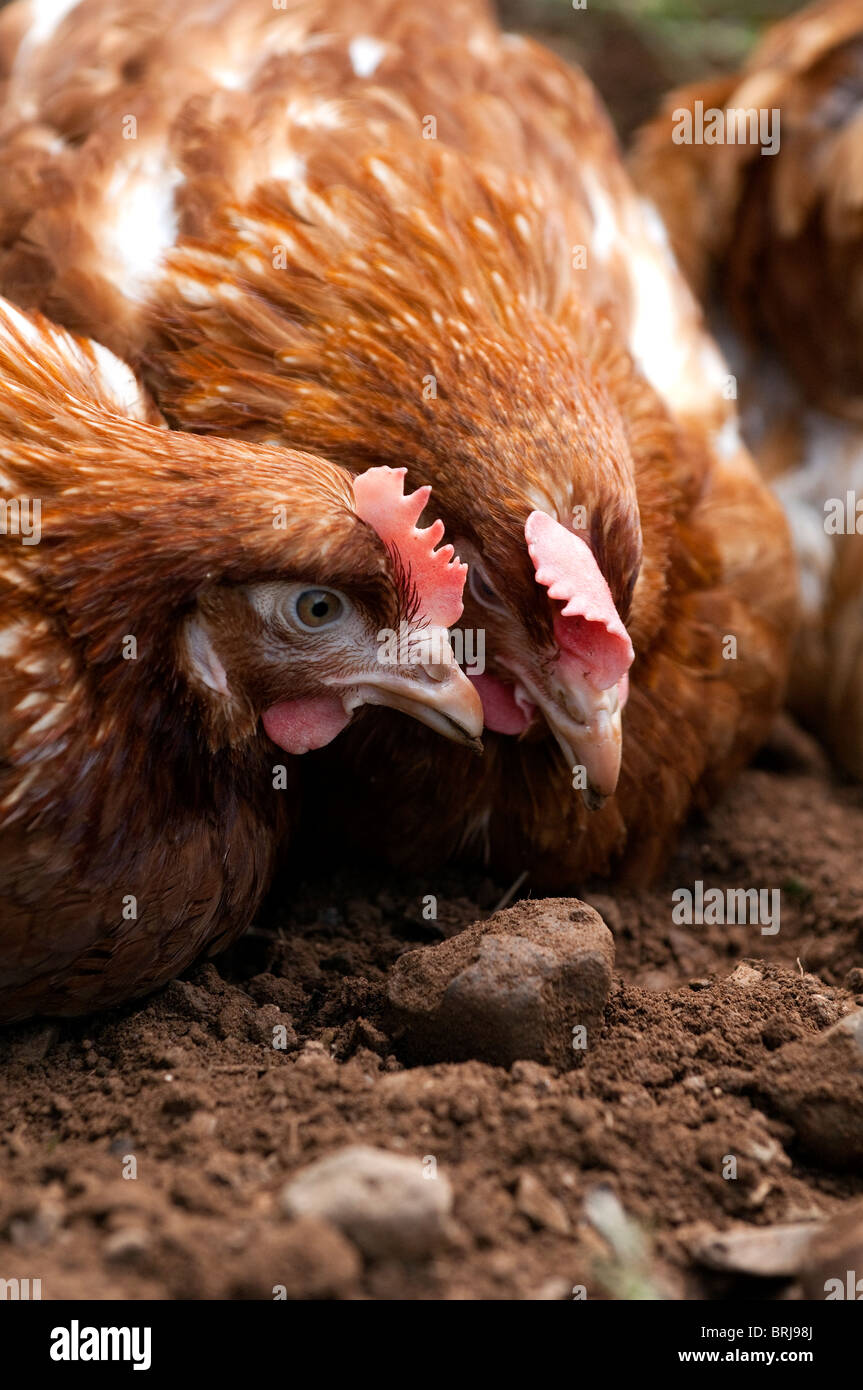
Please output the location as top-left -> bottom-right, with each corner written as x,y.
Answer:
844,968 -> 863,994
514,1173 -> 570,1235
756,1011 -> 863,1169
690,1221 -> 819,1277
562,1098 -> 594,1128
532,1276 -> 573,1300
387,898 -> 614,1070
184,1111 -> 217,1139
729,963 -> 763,989
808,994 -> 839,1027
281,1145 -> 452,1260
8,1198 -> 63,1247
104,1227 -> 150,1264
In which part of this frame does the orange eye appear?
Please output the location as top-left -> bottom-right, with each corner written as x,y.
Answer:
294,589 -> 344,629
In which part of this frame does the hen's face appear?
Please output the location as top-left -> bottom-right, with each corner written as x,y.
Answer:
455,510 -> 635,808
181,575 -> 483,756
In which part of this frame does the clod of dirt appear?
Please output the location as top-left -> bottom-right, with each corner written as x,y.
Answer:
757,1011 -> 863,1169
230,1218 -> 361,1300
280,1145 -> 453,1261
799,1203 -> 863,1301
386,898 -> 614,1070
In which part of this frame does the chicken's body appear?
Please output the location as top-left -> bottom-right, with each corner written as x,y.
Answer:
632,0 -> 863,780
0,0 -> 795,885
0,295 -> 479,1020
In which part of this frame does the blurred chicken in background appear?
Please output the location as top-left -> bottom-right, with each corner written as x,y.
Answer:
633,0 -> 863,779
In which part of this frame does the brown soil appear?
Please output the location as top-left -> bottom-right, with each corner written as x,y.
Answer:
1,717 -> 862,1301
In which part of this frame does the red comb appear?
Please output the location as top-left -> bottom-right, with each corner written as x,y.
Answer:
353,466 -> 466,628
525,510 -> 634,690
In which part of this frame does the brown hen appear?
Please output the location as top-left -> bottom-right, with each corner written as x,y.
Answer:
0,294 -> 480,1019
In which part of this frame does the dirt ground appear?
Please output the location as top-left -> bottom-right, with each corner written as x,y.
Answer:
1,716 -> 862,1301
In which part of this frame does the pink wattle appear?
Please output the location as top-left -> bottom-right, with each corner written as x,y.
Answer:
470,674 -> 535,735
262,696 -> 351,754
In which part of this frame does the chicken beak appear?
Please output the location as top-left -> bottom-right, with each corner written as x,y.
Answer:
342,636 -> 484,751
539,683 -> 623,809
506,665 -> 624,807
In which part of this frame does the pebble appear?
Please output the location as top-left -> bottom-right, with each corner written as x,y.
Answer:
756,1010 -> 863,1169
514,1173 -> 570,1235
532,1276 -> 574,1300
729,963 -> 763,989
281,1145 -> 453,1260
386,898 -> 614,1070
104,1227 -> 151,1265
690,1221 -> 819,1277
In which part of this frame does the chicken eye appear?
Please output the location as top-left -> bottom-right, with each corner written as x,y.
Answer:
469,563 -> 505,611
294,589 -> 344,629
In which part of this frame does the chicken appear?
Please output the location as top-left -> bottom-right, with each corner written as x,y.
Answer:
631,0 -> 863,779
0,0 -> 795,885
0,293 -> 481,1020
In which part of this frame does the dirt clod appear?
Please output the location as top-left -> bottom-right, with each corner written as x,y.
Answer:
757,1012 -> 863,1169
386,898 -> 614,1070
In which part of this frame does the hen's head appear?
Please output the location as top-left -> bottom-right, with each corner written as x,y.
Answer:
179,463 -> 483,756
425,333 -> 648,808
0,298 -> 482,764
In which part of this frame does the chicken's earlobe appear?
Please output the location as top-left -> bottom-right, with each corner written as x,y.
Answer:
352,466 -> 468,628
183,613 -> 231,697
